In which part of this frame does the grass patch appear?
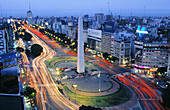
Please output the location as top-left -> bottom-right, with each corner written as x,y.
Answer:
54,60 -> 77,67
63,78 -> 131,107
45,57 -> 77,67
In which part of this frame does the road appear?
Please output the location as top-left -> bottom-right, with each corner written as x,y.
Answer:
24,25 -> 81,110
117,74 -> 165,110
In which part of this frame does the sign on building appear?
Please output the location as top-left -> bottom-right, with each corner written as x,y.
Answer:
88,28 -> 102,38
104,22 -> 114,33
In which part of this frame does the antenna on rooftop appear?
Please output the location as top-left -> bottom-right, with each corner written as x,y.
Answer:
107,0 -> 110,15
144,6 -> 146,17
29,2 -> 31,11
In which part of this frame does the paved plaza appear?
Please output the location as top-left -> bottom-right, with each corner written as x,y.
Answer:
62,74 -> 112,92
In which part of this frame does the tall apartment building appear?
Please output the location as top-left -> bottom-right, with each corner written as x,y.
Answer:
27,9 -> 34,26
101,22 -> 114,54
134,37 -> 169,73
0,28 -> 6,55
101,32 -> 112,54
112,35 -> 131,64
95,13 -> 104,24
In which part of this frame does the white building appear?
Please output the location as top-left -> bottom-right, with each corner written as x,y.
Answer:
111,35 -> 131,64
87,28 -> 102,52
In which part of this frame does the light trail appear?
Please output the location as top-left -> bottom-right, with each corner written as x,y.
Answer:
24,25 -> 81,110
117,74 -> 165,110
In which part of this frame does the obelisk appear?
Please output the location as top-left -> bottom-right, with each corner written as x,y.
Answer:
77,16 -> 85,73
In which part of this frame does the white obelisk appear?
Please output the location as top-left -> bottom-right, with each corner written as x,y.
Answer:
77,16 -> 85,73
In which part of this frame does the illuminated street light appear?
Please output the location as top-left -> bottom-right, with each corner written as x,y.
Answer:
56,68 -> 60,75
56,71 -> 60,75
97,71 -> 101,92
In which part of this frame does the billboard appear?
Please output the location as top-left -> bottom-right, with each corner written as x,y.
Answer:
104,22 -> 114,33
88,28 -> 102,39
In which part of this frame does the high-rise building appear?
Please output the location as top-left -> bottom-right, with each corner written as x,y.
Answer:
101,22 -> 115,54
112,35 -> 131,64
134,26 -> 169,74
27,3 -> 34,26
95,13 -> 104,24
0,21 -> 14,55
0,25 -> 6,55
101,32 -> 112,54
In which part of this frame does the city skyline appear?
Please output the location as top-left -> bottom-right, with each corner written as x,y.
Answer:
0,0 -> 170,17
0,0 -> 169,110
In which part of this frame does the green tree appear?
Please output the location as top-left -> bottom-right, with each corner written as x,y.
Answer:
22,32 -> 32,41
16,47 -> 24,53
31,44 -> 43,58
23,86 -> 36,99
103,52 -> 109,59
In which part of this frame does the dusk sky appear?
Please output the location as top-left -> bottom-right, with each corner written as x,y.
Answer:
1,0 -> 170,17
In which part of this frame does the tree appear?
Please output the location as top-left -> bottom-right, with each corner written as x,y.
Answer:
103,52 -> 109,59
23,86 -> 36,99
22,32 -> 32,41
16,47 -> 24,52
25,49 -> 31,56
31,44 -> 43,58
39,29 -> 45,34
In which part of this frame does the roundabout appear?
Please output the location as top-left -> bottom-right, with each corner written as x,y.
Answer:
46,57 -> 135,107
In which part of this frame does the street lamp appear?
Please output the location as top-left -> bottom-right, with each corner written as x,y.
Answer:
56,68 -> 60,75
56,71 -> 60,75
97,71 -> 101,92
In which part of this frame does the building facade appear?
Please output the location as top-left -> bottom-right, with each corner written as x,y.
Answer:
101,32 -> 112,54
87,28 -> 102,52
27,10 -> 33,26
134,39 -> 169,73
112,36 -> 131,64
0,29 -> 6,55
